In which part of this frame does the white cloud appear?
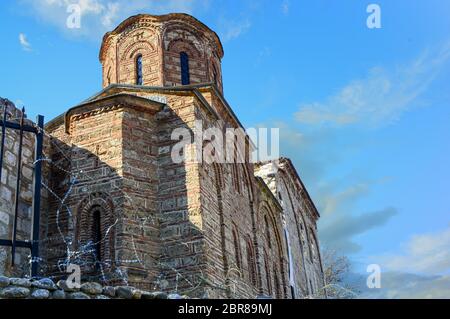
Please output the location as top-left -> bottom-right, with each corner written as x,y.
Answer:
295,43 -> 450,127
19,33 -> 32,51
374,226 -> 450,275
358,272 -> 450,299
219,18 -> 251,42
281,0 -> 290,15
19,0 -> 209,40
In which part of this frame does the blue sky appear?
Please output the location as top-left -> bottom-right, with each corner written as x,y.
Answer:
1,0 -> 449,298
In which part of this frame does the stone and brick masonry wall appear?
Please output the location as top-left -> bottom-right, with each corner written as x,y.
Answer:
0,98 -> 36,278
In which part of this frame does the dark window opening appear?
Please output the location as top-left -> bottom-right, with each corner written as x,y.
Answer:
180,52 -> 190,85
92,208 -> 102,270
136,54 -> 143,85
265,215 -> 272,249
246,239 -> 257,286
232,229 -> 242,269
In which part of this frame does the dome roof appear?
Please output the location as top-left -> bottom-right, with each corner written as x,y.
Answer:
99,13 -> 224,62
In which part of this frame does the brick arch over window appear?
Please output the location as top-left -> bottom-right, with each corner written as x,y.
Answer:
278,172 -> 310,295
231,164 -> 241,193
120,41 -> 156,61
163,23 -> 204,53
75,192 -> 116,276
167,39 -> 202,58
260,204 -> 288,298
118,41 -> 157,85
213,163 -> 231,296
231,224 -> 242,271
163,24 -> 208,85
245,236 -> 257,287
241,163 -> 254,202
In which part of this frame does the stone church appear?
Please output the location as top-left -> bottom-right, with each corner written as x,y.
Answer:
4,13 -> 325,299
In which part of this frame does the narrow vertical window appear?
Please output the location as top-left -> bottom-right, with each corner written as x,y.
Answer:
136,54 -> 143,85
265,215 -> 272,249
92,208 -> 102,269
246,239 -> 257,286
180,52 -> 190,85
232,228 -> 242,269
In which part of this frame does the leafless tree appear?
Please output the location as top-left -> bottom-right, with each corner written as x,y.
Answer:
318,248 -> 360,299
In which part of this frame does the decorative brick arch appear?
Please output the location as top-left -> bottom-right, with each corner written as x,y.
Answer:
278,170 -> 310,295
231,223 -> 242,271
167,39 -> 202,58
163,23 -> 205,53
244,235 -> 257,287
120,40 -> 156,61
75,192 -> 116,276
163,23 -> 209,85
241,163 -> 254,203
259,203 -> 288,298
212,163 -> 230,296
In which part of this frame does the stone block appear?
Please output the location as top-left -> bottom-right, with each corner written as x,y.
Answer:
0,286 -> 30,299
10,278 -> 31,288
68,292 -> 91,299
81,282 -> 103,295
32,278 -> 57,291
31,289 -> 50,299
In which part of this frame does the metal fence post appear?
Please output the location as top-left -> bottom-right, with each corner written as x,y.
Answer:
31,115 -> 44,278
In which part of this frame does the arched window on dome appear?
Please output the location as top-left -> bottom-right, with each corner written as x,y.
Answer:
136,54 -> 143,85
180,52 -> 190,85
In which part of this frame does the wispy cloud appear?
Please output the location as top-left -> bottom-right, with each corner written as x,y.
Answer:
320,206 -> 398,253
19,33 -> 32,51
358,271 -> 450,299
19,0 -> 209,39
219,18 -> 251,42
295,43 -> 450,127
281,0 -> 290,15
373,226 -> 450,275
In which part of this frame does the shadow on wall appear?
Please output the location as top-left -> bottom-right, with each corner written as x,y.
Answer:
38,104 -> 207,297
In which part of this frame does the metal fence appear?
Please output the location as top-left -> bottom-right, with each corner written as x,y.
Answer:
0,106 -> 44,277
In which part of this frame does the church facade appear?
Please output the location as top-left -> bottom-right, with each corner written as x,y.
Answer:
40,13 -> 324,299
